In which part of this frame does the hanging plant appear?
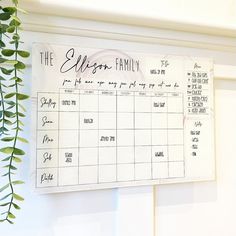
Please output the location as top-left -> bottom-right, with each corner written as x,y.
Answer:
0,0 -> 29,224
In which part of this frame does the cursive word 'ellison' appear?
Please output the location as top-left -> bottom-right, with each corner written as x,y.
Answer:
60,48 -> 112,74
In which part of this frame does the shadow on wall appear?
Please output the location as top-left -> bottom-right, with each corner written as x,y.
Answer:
157,181 -> 217,206
157,79 -> 236,207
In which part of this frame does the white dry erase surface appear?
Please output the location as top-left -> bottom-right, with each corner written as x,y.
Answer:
31,43 -> 215,193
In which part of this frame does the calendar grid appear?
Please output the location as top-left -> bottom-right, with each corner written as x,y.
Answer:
36,89 -> 185,188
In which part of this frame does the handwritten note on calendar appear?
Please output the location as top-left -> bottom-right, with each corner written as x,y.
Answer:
31,43 -> 215,193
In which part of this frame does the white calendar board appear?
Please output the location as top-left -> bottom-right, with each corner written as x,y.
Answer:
31,43 -> 215,193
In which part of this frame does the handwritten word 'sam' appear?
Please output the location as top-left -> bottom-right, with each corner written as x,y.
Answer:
60,48 -> 112,74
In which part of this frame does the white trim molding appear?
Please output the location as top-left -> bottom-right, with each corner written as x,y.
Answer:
21,13 -> 236,54
19,0 -> 236,38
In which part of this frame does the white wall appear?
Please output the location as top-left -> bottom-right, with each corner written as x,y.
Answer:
0,4 -> 236,236
37,0 -> 236,25
157,79 -> 236,236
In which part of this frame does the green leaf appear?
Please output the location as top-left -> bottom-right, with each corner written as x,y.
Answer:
0,40 -> 6,48
4,165 -> 17,170
0,83 -> 7,88
0,147 -> 14,154
0,76 -> 6,81
4,93 -> 16,98
0,127 -> 9,133
17,50 -> 30,58
7,26 -> 15,33
0,193 -> 11,201
7,86 -> 15,90
16,77 -> 23,83
17,137 -> 28,143
0,202 -> 10,207
18,112 -> 25,117
11,15 -> 21,24
18,120 -> 24,127
1,211 -> 8,215
6,103 -> 15,109
0,58 -> 7,63
6,101 -> 15,105
0,183 -> 10,192
5,60 -> 18,65
13,148 -> 25,155
0,12 -> 11,21
2,156 -> 11,161
0,24 -> 8,34
9,21 -> 20,28
2,49 -> 15,57
0,67 -> 14,75
12,203 -> 20,210
4,110 -> 15,118
12,180 -> 24,185
13,127 -> 23,131
2,173 -> 9,177
15,61 -> 25,70
8,212 -> 16,219
10,76 -> 18,80
19,103 -> 26,112
3,7 -> 16,14
13,193 -> 24,201
4,119 -> 14,125
13,34 -> 20,41
12,157 -> 22,163
17,93 -> 29,100
11,165 -> 18,170
1,137 -> 14,142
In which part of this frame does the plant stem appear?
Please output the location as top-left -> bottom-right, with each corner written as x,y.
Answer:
5,8 -> 19,222
0,33 -> 6,136
0,82 -> 6,135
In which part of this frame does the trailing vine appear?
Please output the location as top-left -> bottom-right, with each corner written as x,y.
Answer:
0,0 -> 29,224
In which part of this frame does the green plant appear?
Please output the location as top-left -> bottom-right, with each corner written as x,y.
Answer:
0,0 -> 29,224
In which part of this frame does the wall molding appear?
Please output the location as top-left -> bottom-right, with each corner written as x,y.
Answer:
22,13 -> 236,54
19,0 -> 236,38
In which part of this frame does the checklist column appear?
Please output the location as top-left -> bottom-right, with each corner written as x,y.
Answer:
151,92 -> 168,179
98,90 -> 117,183
167,93 -> 184,178
117,91 -> 135,181
58,90 -> 79,186
134,92 -> 152,180
79,90 -> 99,184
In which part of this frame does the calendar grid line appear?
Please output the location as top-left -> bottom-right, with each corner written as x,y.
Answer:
57,92 -> 60,187
116,90 -> 118,182
36,160 -> 186,169
133,90 -> 136,181
78,92 -> 80,184
97,90 -> 100,183
166,94 -> 170,178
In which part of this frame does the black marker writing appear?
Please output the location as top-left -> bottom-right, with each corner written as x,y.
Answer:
60,48 -> 112,74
